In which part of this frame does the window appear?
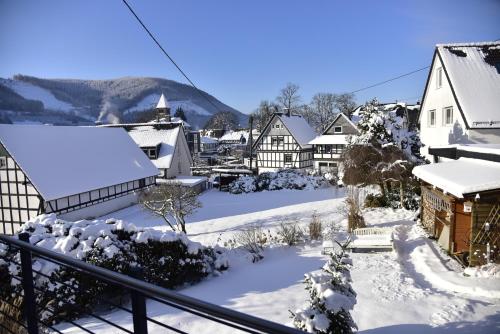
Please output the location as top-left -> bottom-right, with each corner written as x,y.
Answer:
428,110 -> 436,127
148,149 -> 157,159
0,157 -> 6,169
436,67 -> 443,89
271,137 -> 277,146
333,126 -> 342,133
443,107 -> 453,125
324,145 -> 332,154
284,154 -> 292,163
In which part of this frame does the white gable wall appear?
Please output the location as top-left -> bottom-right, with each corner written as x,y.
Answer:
420,50 -> 500,162
420,53 -> 500,161
166,128 -> 192,178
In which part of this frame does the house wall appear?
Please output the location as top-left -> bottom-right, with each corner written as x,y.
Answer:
0,154 -> 42,235
166,129 -> 192,178
58,192 -> 138,221
420,54 -> 500,161
325,115 -> 358,135
255,116 -> 313,173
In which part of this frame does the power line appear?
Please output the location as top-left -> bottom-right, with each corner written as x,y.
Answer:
121,0 -> 221,112
347,66 -> 430,95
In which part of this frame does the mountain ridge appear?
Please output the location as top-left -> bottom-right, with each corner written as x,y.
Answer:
0,75 -> 247,129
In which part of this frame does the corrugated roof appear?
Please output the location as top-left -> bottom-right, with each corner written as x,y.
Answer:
437,42 -> 500,128
128,126 -> 181,169
0,124 -> 158,200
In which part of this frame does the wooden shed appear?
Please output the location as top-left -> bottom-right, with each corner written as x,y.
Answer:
413,155 -> 500,266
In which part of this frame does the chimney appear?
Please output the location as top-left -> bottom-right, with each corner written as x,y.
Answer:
155,93 -> 171,122
283,107 -> 291,117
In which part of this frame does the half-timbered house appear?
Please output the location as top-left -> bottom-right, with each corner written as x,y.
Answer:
0,124 -> 158,234
309,113 -> 359,174
413,144 -> 500,266
252,110 -> 317,174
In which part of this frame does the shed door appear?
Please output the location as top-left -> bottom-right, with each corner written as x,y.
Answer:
454,203 -> 471,253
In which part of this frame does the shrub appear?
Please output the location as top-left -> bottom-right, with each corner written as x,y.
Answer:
0,214 -> 228,325
235,225 -> 266,262
228,169 -> 328,194
277,220 -> 304,246
346,187 -> 365,232
364,193 -> 389,208
292,241 -> 357,334
309,213 -> 323,241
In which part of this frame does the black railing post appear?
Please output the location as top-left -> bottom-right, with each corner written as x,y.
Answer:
18,232 -> 39,334
130,267 -> 148,334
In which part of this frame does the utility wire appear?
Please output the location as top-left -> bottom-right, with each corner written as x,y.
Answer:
121,0 -> 220,112
347,66 -> 430,95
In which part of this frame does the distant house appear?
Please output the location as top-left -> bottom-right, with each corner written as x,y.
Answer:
309,113 -> 359,174
252,110 -> 317,174
351,102 -> 420,131
219,130 -> 249,146
418,41 -> 500,162
0,124 -> 158,234
127,124 -> 192,179
200,136 -> 218,153
412,144 -> 500,266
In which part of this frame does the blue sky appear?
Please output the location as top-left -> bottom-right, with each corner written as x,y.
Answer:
1,0 -> 499,114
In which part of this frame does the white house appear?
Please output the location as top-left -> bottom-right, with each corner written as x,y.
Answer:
252,110 -> 317,174
418,41 -> 500,162
127,124 -> 193,179
0,124 -> 158,234
309,113 -> 359,173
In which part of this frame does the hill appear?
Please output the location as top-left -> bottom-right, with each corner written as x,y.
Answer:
0,75 -> 247,129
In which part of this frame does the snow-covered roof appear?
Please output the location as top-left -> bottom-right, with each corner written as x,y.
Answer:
437,42 -> 500,128
156,93 -> 170,109
308,135 -> 349,145
412,158 -> 500,198
0,124 -> 158,201
457,144 -> 500,155
128,126 -> 181,169
201,136 -> 218,144
157,175 -> 207,187
219,130 -> 249,142
279,114 -> 317,147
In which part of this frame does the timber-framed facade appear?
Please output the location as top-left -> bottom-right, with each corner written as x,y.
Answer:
252,112 -> 316,174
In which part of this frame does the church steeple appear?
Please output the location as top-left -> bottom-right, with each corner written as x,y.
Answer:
155,93 -> 171,122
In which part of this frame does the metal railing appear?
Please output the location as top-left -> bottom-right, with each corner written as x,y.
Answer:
0,233 -> 304,334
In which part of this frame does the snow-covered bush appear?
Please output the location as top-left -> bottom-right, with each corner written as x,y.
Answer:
292,243 -> 357,334
277,221 -> 304,246
309,213 -> 323,241
0,214 -> 228,324
234,225 -> 267,262
228,175 -> 257,194
228,169 -> 328,194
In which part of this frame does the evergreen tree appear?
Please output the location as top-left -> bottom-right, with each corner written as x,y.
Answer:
174,107 -> 187,121
292,242 -> 357,334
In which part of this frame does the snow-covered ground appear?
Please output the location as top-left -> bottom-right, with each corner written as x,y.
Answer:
1,78 -> 75,112
60,188 -> 499,333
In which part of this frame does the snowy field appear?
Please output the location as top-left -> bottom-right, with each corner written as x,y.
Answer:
60,188 -> 499,333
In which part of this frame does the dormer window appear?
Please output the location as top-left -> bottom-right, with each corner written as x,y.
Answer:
142,147 -> 158,159
436,67 -> 443,89
333,126 -> 342,133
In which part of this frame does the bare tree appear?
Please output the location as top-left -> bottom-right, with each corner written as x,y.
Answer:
309,93 -> 337,132
140,183 -> 202,233
251,100 -> 279,131
334,93 -> 357,118
276,83 -> 301,111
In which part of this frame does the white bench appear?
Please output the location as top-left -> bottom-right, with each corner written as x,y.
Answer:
323,227 -> 394,254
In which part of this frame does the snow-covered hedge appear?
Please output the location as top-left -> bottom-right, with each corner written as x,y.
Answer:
229,169 -> 328,194
0,214 -> 228,324
292,246 -> 357,334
